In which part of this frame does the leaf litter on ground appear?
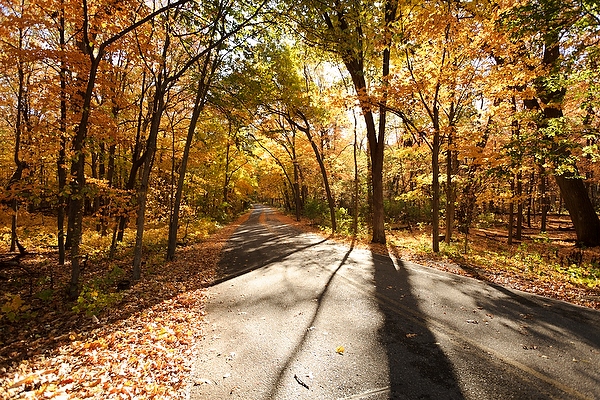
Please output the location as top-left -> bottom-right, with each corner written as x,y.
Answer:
0,214 -> 247,399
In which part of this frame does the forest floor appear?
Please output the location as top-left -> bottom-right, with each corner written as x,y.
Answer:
1,208 -> 599,399
0,213 -> 248,399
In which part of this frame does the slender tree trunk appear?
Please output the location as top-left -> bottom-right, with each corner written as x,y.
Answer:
353,111 -> 359,236
445,136 -> 454,244
292,114 -> 337,233
132,75 -> 166,280
10,26 -> 27,253
508,178 -> 514,245
527,172 -> 534,228
293,159 -> 301,222
540,166 -> 548,232
432,125 -> 440,252
167,53 -> 213,260
57,4 -> 68,264
102,143 -> 116,236
68,52 -> 102,299
116,72 -> 148,244
223,131 -> 231,204
516,171 -> 523,240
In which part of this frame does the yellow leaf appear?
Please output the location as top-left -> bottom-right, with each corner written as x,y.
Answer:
335,345 -> 345,355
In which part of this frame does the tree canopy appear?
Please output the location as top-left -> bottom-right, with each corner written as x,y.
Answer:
1,0 -> 599,293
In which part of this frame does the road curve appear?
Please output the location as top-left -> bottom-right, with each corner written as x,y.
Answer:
187,205 -> 600,400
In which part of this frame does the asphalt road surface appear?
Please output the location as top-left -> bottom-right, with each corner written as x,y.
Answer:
187,205 -> 600,400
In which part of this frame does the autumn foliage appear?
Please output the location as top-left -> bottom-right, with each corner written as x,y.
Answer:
1,0 -> 600,397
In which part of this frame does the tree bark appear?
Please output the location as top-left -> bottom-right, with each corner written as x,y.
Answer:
540,167 -> 548,232
536,31 -> 600,246
293,113 -> 337,233
445,141 -> 454,244
68,8 -> 103,297
508,177 -> 514,246
516,171 -> 523,241
10,24 -> 28,253
132,67 -> 167,280
352,111 -> 359,236
166,51 -> 214,261
432,124 -> 440,252
57,2 -> 68,265
322,1 -> 397,244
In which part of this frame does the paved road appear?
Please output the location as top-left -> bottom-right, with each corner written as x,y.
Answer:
187,205 -> 600,399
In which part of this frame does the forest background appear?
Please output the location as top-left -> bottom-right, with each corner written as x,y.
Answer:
1,0 -> 600,397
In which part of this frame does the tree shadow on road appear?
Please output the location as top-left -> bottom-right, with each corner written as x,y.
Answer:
371,249 -> 465,399
214,205 -> 329,285
264,241 -> 355,399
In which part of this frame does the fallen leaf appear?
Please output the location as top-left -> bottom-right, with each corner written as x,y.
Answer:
335,346 -> 345,355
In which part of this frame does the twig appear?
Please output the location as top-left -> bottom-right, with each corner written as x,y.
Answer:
294,374 -> 309,390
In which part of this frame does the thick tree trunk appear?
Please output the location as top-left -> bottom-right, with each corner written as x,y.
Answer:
323,1 -> 397,244
533,30 -> 600,246
555,175 -> 600,246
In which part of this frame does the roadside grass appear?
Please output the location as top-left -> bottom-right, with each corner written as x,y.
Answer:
387,227 -> 600,309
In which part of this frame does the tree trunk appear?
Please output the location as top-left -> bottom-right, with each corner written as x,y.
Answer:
536,30 -> 600,246
432,126 -> 440,252
57,2 -> 67,265
10,26 -> 27,253
132,73 -> 166,280
223,136 -> 231,204
555,175 -> 600,246
308,130 -> 337,232
445,139 -> 454,244
352,111 -> 359,236
293,160 -> 301,222
293,114 -> 337,233
102,143 -> 116,236
68,21 -> 103,298
516,171 -> 523,240
323,1 -> 397,244
508,177 -> 514,246
167,52 -> 213,261
540,167 -> 548,232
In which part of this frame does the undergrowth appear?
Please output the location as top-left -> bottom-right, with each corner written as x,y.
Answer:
389,229 -> 600,293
